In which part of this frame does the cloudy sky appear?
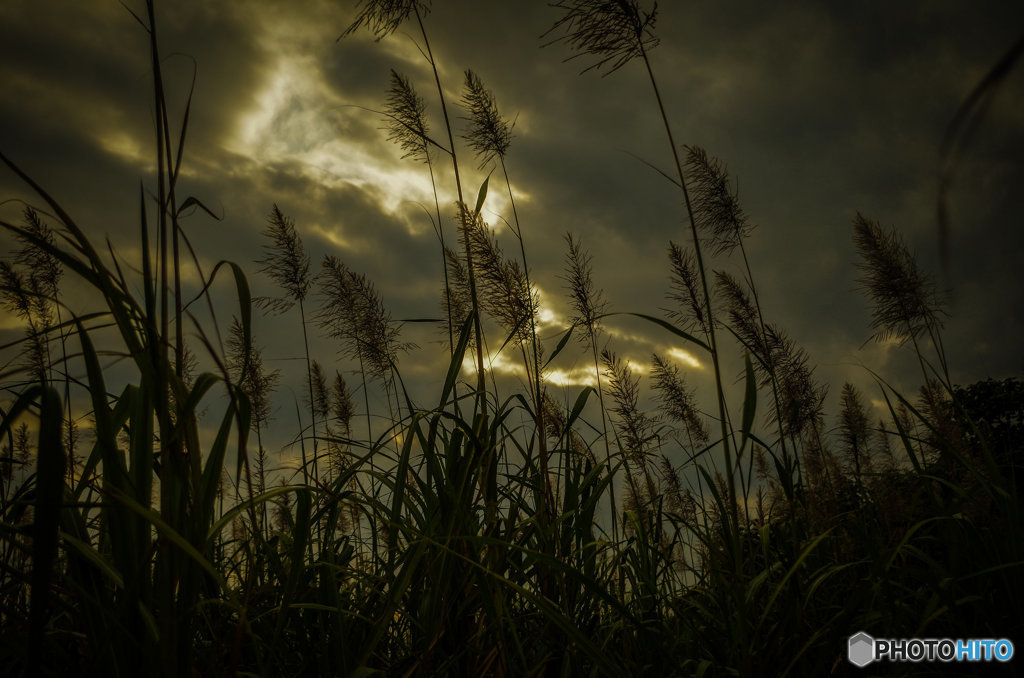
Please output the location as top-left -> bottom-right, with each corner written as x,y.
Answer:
1,0 -> 1022,466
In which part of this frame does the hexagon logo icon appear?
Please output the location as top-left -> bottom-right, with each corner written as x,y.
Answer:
848,632 -> 875,667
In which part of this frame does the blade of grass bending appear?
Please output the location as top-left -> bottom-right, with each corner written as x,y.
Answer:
542,324 -> 575,370
196,392 -> 238,534
474,172 -> 492,217
74,318 -> 128,483
440,313 -> 474,410
615,312 -> 711,352
738,352 -> 757,458
185,260 -> 252,349
207,485 -> 307,541
0,311 -> 106,354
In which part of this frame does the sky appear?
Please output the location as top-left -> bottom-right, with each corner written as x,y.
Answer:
1,0 -> 1022,471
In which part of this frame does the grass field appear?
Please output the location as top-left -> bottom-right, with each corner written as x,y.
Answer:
1,2 -> 1021,676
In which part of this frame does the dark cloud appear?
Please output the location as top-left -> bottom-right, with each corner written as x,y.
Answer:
2,0 -> 1022,459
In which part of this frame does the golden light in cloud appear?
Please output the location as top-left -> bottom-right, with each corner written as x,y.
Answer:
546,366 -> 598,388
624,358 -> 647,375
460,350 -> 601,388
532,285 -> 564,332
229,54 -> 448,224
462,349 -> 527,379
537,306 -> 560,330
97,130 -> 147,166
667,347 -> 702,369
310,222 -> 357,252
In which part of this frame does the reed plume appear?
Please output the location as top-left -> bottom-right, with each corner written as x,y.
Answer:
227,317 -> 279,434
1,208 -> 64,387
385,69 -> 431,163
545,0 -> 659,74
342,0 -> 430,41
853,213 -> 944,348
317,255 -> 411,385
461,70 -> 513,168
602,350 -> 657,512
332,370 -> 355,437
462,214 -> 537,347
227,317 -> 279,534
256,205 -> 310,315
256,204 -> 318,487
601,350 -> 653,467
650,353 -> 708,451
562,232 -> 617,535
441,245 -> 472,347
563,233 -> 607,340
837,382 -> 871,480
665,242 -> 708,339
683,146 -> 752,256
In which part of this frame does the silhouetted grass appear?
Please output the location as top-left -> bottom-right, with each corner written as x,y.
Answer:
0,2 -> 1020,677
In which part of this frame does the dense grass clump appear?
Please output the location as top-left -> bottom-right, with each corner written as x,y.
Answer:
0,2 -> 1020,677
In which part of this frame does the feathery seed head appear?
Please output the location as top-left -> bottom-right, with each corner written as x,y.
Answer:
461,70 -> 513,168
562,232 -> 607,342
684,146 -> 752,256
385,70 -> 431,163
256,205 -> 310,314
651,352 -> 709,447
546,0 -> 660,75
343,0 -> 431,41
665,241 -> 707,335
853,213 -> 944,346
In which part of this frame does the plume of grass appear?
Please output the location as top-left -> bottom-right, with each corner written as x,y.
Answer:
683,146 -> 752,255
462,216 -> 536,350
545,0 -> 659,74
256,204 -> 320,493
853,213 -> 948,385
461,70 -> 513,169
837,382 -> 872,486
342,0 -> 430,41
562,232 -> 618,536
441,245 -> 472,351
227,317 -> 280,538
664,241 -> 707,337
651,352 -> 709,453
548,2 -> 738,531
384,69 -> 431,163
384,69 -> 456,353
317,255 -> 411,389
601,350 -> 656,510
343,0 -> 488,403
461,70 -> 552,516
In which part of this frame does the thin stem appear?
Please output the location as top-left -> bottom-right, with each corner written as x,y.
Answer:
638,45 -> 737,532
498,156 -> 552,514
414,6 -> 486,406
